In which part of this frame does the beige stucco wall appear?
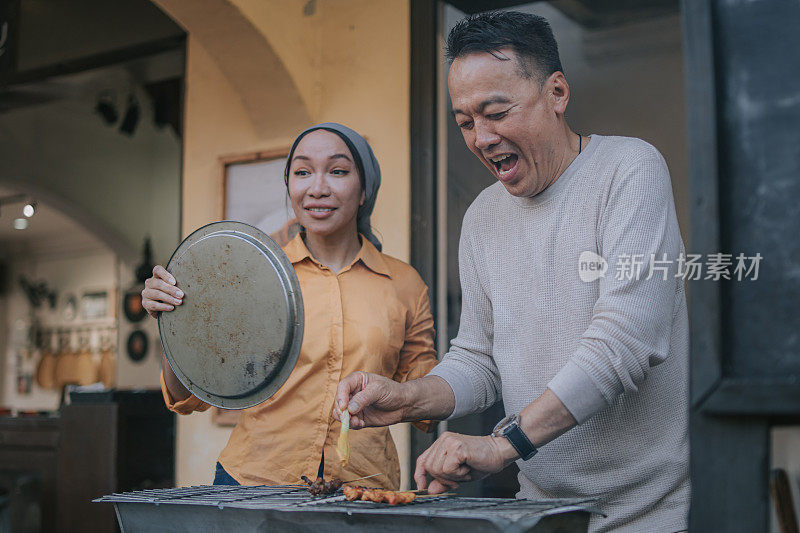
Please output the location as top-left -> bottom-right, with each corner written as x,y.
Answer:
235,0 -> 412,258
152,0 -> 412,487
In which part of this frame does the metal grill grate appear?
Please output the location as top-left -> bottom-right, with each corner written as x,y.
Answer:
95,485 -> 599,532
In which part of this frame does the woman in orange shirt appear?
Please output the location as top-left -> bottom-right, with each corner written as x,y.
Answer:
142,123 -> 436,489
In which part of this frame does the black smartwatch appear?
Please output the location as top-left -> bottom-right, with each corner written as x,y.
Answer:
491,413 -> 538,461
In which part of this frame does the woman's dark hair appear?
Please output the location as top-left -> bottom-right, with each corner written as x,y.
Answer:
284,127 -> 366,190
446,11 -> 563,83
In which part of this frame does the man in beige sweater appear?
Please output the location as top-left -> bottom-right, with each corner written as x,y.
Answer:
335,11 -> 689,532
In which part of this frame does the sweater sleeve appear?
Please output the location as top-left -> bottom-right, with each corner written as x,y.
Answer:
429,215 -> 501,419
547,150 -> 683,424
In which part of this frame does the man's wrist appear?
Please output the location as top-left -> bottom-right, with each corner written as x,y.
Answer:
492,412 -> 539,461
492,435 -> 520,466
400,376 -> 456,422
398,381 -> 415,422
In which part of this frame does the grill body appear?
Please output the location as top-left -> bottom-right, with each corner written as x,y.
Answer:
96,485 -> 597,533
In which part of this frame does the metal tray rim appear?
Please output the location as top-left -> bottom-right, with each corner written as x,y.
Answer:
157,220 -> 304,409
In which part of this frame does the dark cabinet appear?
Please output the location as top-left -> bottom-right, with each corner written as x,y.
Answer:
0,390 -> 174,533
0,417 -> 59,532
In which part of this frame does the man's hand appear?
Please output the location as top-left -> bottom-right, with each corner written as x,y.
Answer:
414,432 -> 519,494
335,373 -> 457,429
334,372 -> 408,429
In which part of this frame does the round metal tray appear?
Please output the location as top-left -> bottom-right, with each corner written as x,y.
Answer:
158,221 -> 304,409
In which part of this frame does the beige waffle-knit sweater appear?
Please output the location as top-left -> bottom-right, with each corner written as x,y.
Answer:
429,135 -> 690,533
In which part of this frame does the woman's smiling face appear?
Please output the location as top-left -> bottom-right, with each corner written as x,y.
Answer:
287,129 -> 365,238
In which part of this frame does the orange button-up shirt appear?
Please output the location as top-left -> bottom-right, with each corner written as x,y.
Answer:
161,234 -> 437,489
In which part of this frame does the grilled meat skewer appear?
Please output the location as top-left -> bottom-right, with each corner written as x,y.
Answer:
301,474 -> 343,496
342,485 -> 416,505
343,485 -> 364,501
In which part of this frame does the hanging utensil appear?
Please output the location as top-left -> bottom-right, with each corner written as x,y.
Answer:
75,329 -> 97,386
98,329 -> 115,388
36,329 -> 57,389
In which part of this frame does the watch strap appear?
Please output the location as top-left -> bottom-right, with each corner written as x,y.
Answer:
503,423 -> 538,461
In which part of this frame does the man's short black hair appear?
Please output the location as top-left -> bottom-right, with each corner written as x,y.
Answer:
446,11 -> 563,83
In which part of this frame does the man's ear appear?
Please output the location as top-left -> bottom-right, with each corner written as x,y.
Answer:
360,190 -> 366,206
548,72 -> 570,115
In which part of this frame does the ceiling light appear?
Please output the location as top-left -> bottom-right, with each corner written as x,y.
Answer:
23,201 -> 36,218
13,218 -> 28,230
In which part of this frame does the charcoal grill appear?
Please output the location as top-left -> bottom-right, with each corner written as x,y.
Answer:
95,484 -> 599,532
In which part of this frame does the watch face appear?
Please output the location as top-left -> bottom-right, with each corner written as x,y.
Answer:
492,413 -> 518,436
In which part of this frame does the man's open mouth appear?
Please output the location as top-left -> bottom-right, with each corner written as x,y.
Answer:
490,153 -> 519,178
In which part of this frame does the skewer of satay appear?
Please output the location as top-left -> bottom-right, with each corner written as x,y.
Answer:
342,486 -> 417,505
299,473 -> 382,496
361,488 -> 385,503
385,491 -> 416,505
343,485 -> 364,501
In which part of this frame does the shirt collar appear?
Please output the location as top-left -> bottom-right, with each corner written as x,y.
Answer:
283,233 -> 313,264
283,233 -> 392,278
356,236 -> 392,278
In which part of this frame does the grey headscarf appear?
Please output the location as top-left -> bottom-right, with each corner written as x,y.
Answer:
284,122 -> 382,251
